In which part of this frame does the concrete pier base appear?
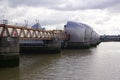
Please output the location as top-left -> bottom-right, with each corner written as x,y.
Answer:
62,42 -> 93,49
20,38 -> 62,53
44,38 -> 61,53
0,53 -> 19,67
62,42 -> 85,49
20,47 -> 61,53
83,42 -> 91,49
0,37 -> 19,67
90,42 -> 97,47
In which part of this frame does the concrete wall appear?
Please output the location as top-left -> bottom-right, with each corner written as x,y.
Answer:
0,37 -> 19,67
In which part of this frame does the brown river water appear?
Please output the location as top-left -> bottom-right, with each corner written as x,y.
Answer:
0,42 -> 120,80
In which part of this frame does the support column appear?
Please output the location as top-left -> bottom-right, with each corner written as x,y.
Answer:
44,38 -> 62,53
0,37 -> 19,67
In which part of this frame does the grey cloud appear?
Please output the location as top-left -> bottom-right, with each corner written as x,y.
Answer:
7,0 -> 64,8
106,3 -> 120,12
3,0 -> 120,11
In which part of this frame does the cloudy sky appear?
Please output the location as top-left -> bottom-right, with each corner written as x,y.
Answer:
0,0 -> 120,35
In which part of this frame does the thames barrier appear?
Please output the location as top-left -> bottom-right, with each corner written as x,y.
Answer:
0,21 -> 100,67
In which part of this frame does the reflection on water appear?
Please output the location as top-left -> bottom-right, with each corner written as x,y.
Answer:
0,67 -> 20,80
1,42 -> 120,80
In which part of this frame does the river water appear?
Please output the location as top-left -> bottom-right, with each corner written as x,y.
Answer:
1,42 -> 120,80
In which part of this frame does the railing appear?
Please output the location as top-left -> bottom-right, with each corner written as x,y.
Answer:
0,24 -> 69,40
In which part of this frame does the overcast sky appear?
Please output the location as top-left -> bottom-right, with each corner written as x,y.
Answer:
0,0 -> 120,35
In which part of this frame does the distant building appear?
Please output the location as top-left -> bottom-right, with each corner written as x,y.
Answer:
32,23 -> 42,29
100,35 -> 120,42
31,23 -> 46,30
